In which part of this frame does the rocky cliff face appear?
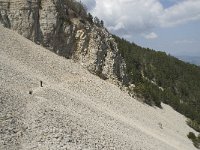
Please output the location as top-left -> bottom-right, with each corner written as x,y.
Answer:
0,0 -> 128,85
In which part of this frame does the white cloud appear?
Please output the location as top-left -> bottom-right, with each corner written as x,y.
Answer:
85,0 -> 200,38
91,0 -> 163,35
160,0 -> 200,27
143,32 -> 158,39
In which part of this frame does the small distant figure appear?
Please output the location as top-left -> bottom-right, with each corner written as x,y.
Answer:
158,122 -> 163,129
40,80 -> 43,87
29,90 -> 33,95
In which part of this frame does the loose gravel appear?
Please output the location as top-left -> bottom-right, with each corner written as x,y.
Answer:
0,25 -> 197,150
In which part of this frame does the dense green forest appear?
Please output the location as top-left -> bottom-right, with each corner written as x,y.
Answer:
113,35 -> 200,125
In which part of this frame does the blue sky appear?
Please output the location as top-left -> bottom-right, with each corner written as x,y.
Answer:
160,0 -> 179,8
82,0 -> 200,57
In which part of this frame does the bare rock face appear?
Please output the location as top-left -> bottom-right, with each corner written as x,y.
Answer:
0,0 -> 128,84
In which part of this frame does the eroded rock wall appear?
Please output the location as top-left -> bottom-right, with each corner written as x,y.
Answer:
0,0 -> 128,84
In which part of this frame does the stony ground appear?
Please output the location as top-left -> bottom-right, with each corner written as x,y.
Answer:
0,25 -> 198,150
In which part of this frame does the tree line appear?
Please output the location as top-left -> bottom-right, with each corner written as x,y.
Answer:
113,35 -> 200,127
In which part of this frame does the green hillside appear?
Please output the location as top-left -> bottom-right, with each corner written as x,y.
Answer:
114,35 -> 200,125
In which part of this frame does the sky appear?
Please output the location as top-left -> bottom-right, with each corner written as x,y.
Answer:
81,0 -> 200,57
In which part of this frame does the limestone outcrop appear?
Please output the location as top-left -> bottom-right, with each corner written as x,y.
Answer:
0,0 -> 128,84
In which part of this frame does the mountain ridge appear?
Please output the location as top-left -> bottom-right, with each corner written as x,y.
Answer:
1,0 -> 200,122
1,0 -> 200,148
0,23 -> 197,150
176,55 -> 200,66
